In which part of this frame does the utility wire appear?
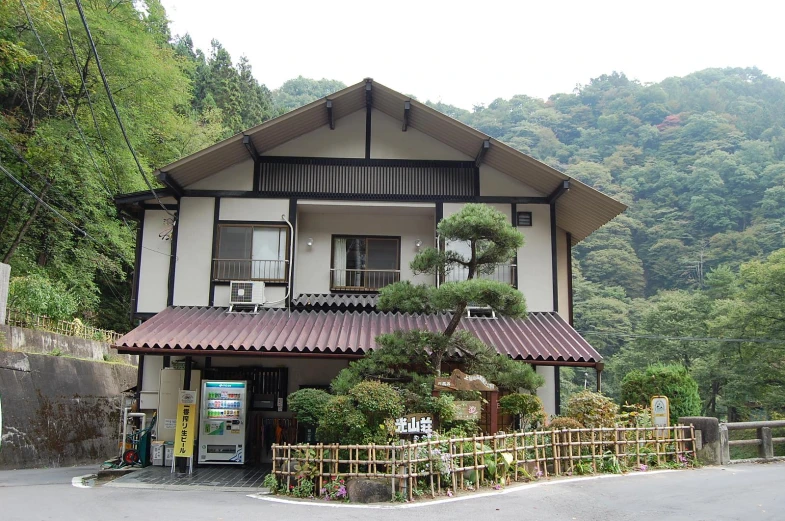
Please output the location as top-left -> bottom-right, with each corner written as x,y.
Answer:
73,0 -> 175,218
18,0 -> 115,197
578,330 -> 785,345
56,0 -> 121,192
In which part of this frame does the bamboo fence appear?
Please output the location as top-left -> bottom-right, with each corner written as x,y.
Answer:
272,424 -> 695,501
5,308 -> 122,344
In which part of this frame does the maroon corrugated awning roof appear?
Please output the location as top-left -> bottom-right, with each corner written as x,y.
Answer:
114,307 -> 602,366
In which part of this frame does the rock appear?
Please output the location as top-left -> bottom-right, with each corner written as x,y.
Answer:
346,478 -> 390,503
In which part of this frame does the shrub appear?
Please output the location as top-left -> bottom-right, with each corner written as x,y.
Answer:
564,390 -> 618,428
548,416 -> 584,430
8,274 -> 77,321
620,364 -> 701,421
499,393 -> 546,430
317,382 -> 403,444
316,395 -> 368,444
288,388 -> 332,427
348,381 -> 404,427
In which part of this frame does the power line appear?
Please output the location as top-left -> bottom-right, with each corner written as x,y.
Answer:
578,330 -> 785,345
18,0 -> 115,197
56,0 -> 121,192
73,0 -> 175,218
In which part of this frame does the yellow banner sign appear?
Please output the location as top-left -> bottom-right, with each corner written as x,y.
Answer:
175,390 -> 197,457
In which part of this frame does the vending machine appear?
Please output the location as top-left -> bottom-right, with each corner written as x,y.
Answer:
198,381 -> 248,464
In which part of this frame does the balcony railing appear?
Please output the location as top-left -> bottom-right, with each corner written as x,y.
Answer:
330,268 -> 401,292
442,264 -> 517,285
212,259 -> 289,282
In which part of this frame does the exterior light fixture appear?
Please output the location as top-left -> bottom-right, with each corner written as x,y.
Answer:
306,237 -> 314,247
415,239 -> 422,251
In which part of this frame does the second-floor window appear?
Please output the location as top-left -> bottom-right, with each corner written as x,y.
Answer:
213,224 -> 288,282
331,236 -> 400,292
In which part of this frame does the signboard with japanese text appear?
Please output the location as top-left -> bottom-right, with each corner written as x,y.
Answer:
395,414 -> 433,435
175,390 -> 197,457
434,369 -> 497,392
651,395 -> 670,438
453,401 -> 482,421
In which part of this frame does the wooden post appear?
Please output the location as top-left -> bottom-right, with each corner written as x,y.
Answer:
429,439 -> 436,498
450,438 -> 457,493
391,444 -> 396,500
408,442 -> 413,502
286,445 -> 291,490
513,433 -> 519,481
635,427 -> 640,466
489,391 -> 499,434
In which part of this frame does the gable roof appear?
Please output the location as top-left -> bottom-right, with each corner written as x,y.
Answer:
149,79 -> 626,244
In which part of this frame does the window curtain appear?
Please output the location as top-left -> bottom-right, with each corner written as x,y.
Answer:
253,227 -> 285,280
333,237 -> 347,287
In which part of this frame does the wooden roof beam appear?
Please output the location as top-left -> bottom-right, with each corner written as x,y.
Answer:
402,100 -> 411,131
156,171 -> 183,200
242,135 -> 260,162
326,100 -> 335,130
475,139 -> 491,167
547,180 -> 571,203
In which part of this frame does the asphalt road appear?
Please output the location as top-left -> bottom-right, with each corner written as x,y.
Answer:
1,462 -> 782,521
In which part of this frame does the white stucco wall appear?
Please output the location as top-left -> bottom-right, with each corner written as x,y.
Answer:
188,159 -> 254,190
370,109 -> 472,160
173,197 -> 215,306
264,109 -> 366,157
137,210 -> 173,313
517,204 -> 553,312
219,198 -> 290,222
536,365 -> 557,417
294,208 -> 435,295
556,227 -> 570,322
479,165 -> 544,197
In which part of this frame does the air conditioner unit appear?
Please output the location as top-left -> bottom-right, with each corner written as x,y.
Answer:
229,281 -> 265,312
466,305 -> 496,319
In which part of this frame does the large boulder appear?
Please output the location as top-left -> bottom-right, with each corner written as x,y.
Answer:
346,478 -> 390,503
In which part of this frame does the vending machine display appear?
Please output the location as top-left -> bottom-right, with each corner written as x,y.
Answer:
198,381 -> 248,464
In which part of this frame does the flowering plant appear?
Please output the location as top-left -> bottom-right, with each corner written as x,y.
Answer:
321,477 -> 348,501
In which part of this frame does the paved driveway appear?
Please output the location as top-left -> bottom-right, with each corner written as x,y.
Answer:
0,462 -> 782,520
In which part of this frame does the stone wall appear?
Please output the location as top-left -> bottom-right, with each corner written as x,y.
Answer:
0,324 -> 136,365
0,351 -> 137,469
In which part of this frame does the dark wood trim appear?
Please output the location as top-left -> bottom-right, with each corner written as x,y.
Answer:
435,201 -> 444,287
547,180 -> 570,204
163,355 -> 170,368
141,203 -> 178,211
550,202 -> 558,313
554,366 -> 561,415
209,198 -> 220,306
242,135 -> 260,162
179,188 -> 548,205
166,203 -> 180,307
473,166 -> 481,197
475,139 -> 490,167
287,198 -> 297,305
216,220 -> 289,226
566,232 -> 574,326
258,156 -> 474,168
130,210 -> 145,320
183,356 -> 192,388
135,354 -> 145,405
212,280 -> 288,287
157,172 -> 184,200
326,100 -> 335,130
115,188 -> 174,205
365,81 -> 372,159
511,203 -> 519,290
402,101 -> 410,131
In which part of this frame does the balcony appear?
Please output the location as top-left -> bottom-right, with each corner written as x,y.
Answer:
443,264 -> 517,285
330,268 -> 401,292
212,259 -> 289,282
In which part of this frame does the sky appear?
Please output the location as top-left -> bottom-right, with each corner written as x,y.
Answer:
160,0 -> 784,109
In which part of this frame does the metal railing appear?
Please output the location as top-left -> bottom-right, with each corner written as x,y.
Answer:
724,420 -> 785,461
212,259 -> 289,282
5,308 -> 122,343
443,264 -> 517,285
330,268 -> 401,292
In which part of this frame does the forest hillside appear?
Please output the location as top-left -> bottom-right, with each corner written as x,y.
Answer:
1,2 -> 782,419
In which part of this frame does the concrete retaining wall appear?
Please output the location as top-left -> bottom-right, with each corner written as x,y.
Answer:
0,324 -> 135,365
0,351 -> 137,469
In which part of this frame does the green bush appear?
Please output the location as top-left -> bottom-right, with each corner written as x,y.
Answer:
349,381 -> 404,427
288,388 -> 332,427
564,390 -> 618,428
8,274 -> 77,321
499,393 -> 546,430
620,364 -> 701,421
547,416 -> 584,430
317,381 -> 403,444
316,395 -> 369,444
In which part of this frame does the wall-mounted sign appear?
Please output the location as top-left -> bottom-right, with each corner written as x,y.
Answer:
395,414 -> 433,435
651,395 -> 670,438
434,369 -> 497,392
453,401 -> 482,421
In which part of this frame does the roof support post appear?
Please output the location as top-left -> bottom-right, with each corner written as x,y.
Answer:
242,135 -> 260,162
402,100 -> 411,131
365,79 -> 373,159
156,171 -> 183,200
547,180 -> 570,203
326,100 -> 335,130
475,139 -> 490,167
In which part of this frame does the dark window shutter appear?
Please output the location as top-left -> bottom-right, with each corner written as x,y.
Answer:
517,211 -> 533,227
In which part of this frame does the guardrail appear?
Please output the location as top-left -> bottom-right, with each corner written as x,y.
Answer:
5,308 -> 122,344
330,268 -> 401,292
212,259 -> 288,282
725,420 -> 785,461
443,264 -> 517,285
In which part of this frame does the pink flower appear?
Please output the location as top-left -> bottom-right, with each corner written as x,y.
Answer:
447,489 -> 453,497
639,464 -> 648,472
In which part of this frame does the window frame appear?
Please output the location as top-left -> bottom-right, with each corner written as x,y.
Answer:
213,222 -> 290,282
329,234 -> 402,293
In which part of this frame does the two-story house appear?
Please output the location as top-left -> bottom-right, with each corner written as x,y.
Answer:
113,79 -> 625,461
